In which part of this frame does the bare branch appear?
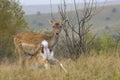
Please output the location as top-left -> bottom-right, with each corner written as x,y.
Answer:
50,0 -> 55,20
58,0 -> 97,59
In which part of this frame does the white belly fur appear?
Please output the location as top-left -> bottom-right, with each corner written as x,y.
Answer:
21,43 -> 37,55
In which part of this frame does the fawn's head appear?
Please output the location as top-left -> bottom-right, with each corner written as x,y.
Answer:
50,20 -> 65,35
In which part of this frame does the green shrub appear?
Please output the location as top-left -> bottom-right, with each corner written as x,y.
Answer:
93,31 -> 118,54
0,0 -> 27,59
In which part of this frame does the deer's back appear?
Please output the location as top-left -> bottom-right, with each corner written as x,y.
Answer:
14,32 -> 52,45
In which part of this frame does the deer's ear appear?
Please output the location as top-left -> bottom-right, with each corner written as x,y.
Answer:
62,20 -> 68,25
49,20 -> 54,24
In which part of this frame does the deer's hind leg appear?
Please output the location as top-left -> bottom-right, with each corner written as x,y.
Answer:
17,46 -> 27,68
14,38 -> 26,67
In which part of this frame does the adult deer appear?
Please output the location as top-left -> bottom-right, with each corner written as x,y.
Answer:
14,20 -> 67,72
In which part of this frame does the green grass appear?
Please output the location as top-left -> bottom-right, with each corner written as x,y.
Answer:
0,51 -> 120,80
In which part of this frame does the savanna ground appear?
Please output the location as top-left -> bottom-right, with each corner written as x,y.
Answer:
0,51 -> 120,80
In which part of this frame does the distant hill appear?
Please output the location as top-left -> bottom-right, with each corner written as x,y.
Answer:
24,4 -> 120,35
22,1 -> 120,15
22,4 -> 81,15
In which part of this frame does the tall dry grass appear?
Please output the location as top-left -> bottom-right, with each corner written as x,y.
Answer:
0,52 -> 120,80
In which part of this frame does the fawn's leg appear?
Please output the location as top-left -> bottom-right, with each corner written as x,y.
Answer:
51,57 -> 67,73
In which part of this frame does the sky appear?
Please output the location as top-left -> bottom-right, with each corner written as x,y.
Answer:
19,0 -> 117,5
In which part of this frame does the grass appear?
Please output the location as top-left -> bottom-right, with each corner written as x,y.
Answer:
0,52 -> 120,80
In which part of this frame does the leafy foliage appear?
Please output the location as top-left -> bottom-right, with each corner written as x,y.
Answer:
0,0 -> 27,35
0,0 -> 27,58
93,31 -> 120,53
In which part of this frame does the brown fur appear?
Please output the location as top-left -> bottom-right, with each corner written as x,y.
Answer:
15,32 -> 53,45
13,20 -> 64,68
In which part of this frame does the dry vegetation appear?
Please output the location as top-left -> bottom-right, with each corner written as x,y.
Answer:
0,51 -> 120,80
0,0 -> 120,80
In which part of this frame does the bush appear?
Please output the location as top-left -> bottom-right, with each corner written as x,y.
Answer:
0,0 -> 27,59
112,8 -> 117,13
93,31 -> 118,54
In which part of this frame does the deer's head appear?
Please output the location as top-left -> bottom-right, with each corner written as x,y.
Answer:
50,20 -> 65,35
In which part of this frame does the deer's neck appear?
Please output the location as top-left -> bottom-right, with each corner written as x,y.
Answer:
49,33 -> 59,48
